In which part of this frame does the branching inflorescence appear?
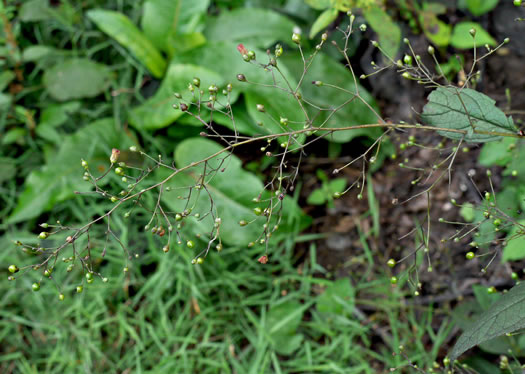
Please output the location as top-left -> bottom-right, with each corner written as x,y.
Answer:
8,12 -> 523,299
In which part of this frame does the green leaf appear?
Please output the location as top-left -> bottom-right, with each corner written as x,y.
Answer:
328,178 -> 346,193
129,64 -> 225,130
130,42 -> 301,133
305,0 -> 332,10
450,281 -> 525,361
460,202 -> 475,222
87,9 -> 166,78
502,220 -> 525,261
363,7 -> 401,59
307,188 -> 327,205
419,11 -> 451,47
309,8 -> 338,39
19,0 -> 53,22
0,70 -> 15,92
0,158 -> 16,184
422,87 -> 517,143
141,0 -> 209,54
316,278 -> 354,315
22,45 -> 57,62
267,300 -> 310,355
8,119 -> 132,223
450,22 -> 497,50
36,102 -> 81,143
204,8 -> 296,48
159,138 -> 309,245
43,58 -> 112,101
281,52 -> 382,143
479,137 -> 516,166
467,0 -> 498,16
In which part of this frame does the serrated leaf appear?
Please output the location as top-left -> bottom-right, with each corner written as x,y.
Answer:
422,87 -> 517,143
205,8 -> 296,48
43,58 -> 112,101
141,0 -> 209,54
8,119 -> 132,223
450,281 -> 525,361
309,8 -> 339,39
87,9 -> 166,78
450,22 -> 496,50
363,7 -> 401,59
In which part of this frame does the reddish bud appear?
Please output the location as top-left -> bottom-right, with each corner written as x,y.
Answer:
258,255 -> 268,264
237,44 -> 248,55
110,148 -> 120,164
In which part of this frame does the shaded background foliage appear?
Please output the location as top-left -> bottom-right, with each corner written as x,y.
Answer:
1,0 -> 525,373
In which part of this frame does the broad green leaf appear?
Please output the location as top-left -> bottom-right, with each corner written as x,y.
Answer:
36,102 -> 81,143
204,8 -> 296,48
467,0 -> 498,16
87,9 -> 166,78
450,22 -> 497,50
141,0 -> 209,54
328,178 -> 346,193
502,220 -> 525,261
43,58 -> 112,101
316,278 -> 354,315
8,119 -> 132,223
307,188 -> 327,205
309,8 -> 339,39
419,11 -> 451,47
363,7 -> 401,59
129,64 -> 225,130
281,52 -> 382,143
159,138 -> 310,245
421,87 -> 517,143
479,137 -> 516,166
2,128 -> 27,145
131,41 -> 302,132
450,281 -> 525,361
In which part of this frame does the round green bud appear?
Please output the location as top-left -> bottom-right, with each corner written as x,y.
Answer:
514,0 -> 522,6
493,218 -> 502,226
196,257 -> 204,265
427,45 -> 435,55
390,276 -> 398,285
85,272 -> 94,281
371,40 -> 379,47
292,33 -> 301,44
403,55 -> 413,65
59,293 -> 65,301
333,192 -> 341,199
239,220 -> 248,226
254,207 -> 263,216
466,252 -> 475,260
81,159 -> 88,169
186,240 -> 195,248
359,24 -> 367,32
32,283 -> 41,291
469,28 -> 476,37
8,265 -> 18,274
512,170 -> 518,177
76,285 -> 83,293
39,232 -> 49,240
511,272 -> 518,280
387,259 -> 396,268
357,193 -> 363,200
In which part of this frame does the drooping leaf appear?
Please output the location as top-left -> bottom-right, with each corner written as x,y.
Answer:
450,281 -> 525,361
363,6 -> 401,59
8,119 -> 132,223
467,0 -> 498,16
87,9 -> 166,78
141,0 -> 209,54
43,58 -> 112,101
158,138 -> 310,245
422,87 -> 517,143
205,8 -> 296,48
309,8 -> 339,39
502,220 -> 525,261
281,52 -> 382,143
450,22 -> 497,50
